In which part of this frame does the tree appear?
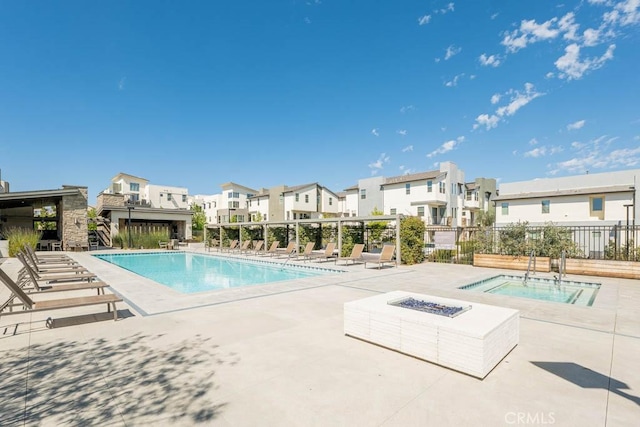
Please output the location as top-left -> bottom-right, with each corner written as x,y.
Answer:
400,216 -> 425,265
88,207 -> 98,231
368,207 -> 388,245
191,204 -> 206,230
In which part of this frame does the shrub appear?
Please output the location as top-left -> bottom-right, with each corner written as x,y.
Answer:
116,230 -> 170,249
429,249 -> 455,263
4,227 -> 41,257
400,216 -> 425,265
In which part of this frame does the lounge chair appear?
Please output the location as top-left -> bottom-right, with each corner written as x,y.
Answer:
19,251 -> 86,275
258,241 -> 279,256
232,240 -> 252,253
7,263 -> 110,295
16,254 -> 98,284
296,242 -> 315,260
335,244 -> 365,265
0,269 -> 121,322
24,244 -> 74,264
305,242 -> 337,262
274,242 -> 297,258
363,244 -> 396,269
159,241 -> 169,249
248,240 -> 264,255
221,240 -> 239,252
206,239 -> 219,252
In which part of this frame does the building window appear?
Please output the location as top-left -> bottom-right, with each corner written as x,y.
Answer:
129,183 -> 139,192
541,200 -> 550,214
427,181 -> 432,193
360,189 -> 366,199
405,183 -> 410,195
417,206 -> 425,217
257,199 -> 260,206
295,193 -> 299,202
207,203 -> 211,209
390,208 -> 396,215
501,202 -> 509,215
182,195 -> 187,203
167,193 -> 172,201
305,194 -> 309,203
439,182 -> 446,194
466,191 -> 473,201
329,197 -> 333,206
590,196 -> 604,220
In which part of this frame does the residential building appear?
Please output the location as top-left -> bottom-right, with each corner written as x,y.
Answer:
344,162 -> 489,227
462,178 -> 497,226
97,172 -> 193,244
282,183 -> 341,220
216,182 -> 258,223
494,169 -> 638,227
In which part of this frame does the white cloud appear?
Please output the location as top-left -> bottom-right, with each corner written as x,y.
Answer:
582,28 -> 602,46
400,105 -> 415,113
427,136 -> 464,157
545,72 -> 555,79
491,12 -> 500,20
490,93 -> 501,104
495,83 -> 544,117
502,17 -> 561,52
605,0 -> 640,26
418,15 -> 432,25
304,17 -> 311,24
444,45 -> 461,60
550,133 -> 640,174
555,43 -> 616,80
571,141 -> 584,148
558,12 -> 580,40
524,147 -> 547,157
371,128 -> 380,137
401,145 -> 413,152
512,150 -> 518,156
474,83 -> 544,130
473,114 -> 500,130
445,74 -> 464,87
368,153 -> 390,174
397,130 -> 408,136
469,74 -> 476,80
529,138 -> 538,145
479,53 -> 501,67
567,119 -> 586,130
118,77 -> 126,90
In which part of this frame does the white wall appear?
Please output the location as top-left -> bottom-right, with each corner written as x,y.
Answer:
496,192 -> 635,226
344,190 -> 358,217
148,184 -> 190,209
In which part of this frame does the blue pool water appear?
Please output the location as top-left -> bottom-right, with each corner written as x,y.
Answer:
94,252 -> 338,293
459,275 -> 601,306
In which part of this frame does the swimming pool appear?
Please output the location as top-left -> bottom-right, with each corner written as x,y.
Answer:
94,252 -> 339,294
459,274 -> 600,306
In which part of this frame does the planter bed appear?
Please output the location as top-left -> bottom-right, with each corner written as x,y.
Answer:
473,254 -> 551,272
564,258 -> 640,280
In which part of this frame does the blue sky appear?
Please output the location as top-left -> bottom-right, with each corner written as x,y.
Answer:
1,0 -> 639,204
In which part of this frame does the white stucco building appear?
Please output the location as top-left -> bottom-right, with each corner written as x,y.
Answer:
494,169 -> 638,227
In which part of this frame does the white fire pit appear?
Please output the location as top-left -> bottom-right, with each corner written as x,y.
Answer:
344,291 -> 519,379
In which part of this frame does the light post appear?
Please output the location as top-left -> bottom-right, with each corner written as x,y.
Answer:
127,204 -> 135,248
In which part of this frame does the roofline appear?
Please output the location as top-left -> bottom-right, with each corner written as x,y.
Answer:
112,172 -> 149,182
0,188 -> 82,201
494,185 -> 635,201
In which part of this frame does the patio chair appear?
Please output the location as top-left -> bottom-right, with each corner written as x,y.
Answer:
16,253 -> 98,284
0,269 -> 121,322
243,240 -> 262,255
274,242 -> 296,258
221,240 -> 239,252
305,242 -> 337,262
232,240 -> 252,253
363,244 -> 397,269
335,243 -> 365,265
258,241 -> 279,256
17,252 -> 88,278
296,242 -> 315,260
159,241 -> 169,249
7,262 -> 110,295
24,244 -> 74,263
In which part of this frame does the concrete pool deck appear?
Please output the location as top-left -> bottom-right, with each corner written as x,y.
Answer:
0,249 -> 639,426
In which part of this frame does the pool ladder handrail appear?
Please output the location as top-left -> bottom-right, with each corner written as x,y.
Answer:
556,250 -> 566,289
523,250 -> 536,286
279,250 -> 297,270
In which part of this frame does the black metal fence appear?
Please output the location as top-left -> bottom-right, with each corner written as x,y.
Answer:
424,224 -> 640,265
